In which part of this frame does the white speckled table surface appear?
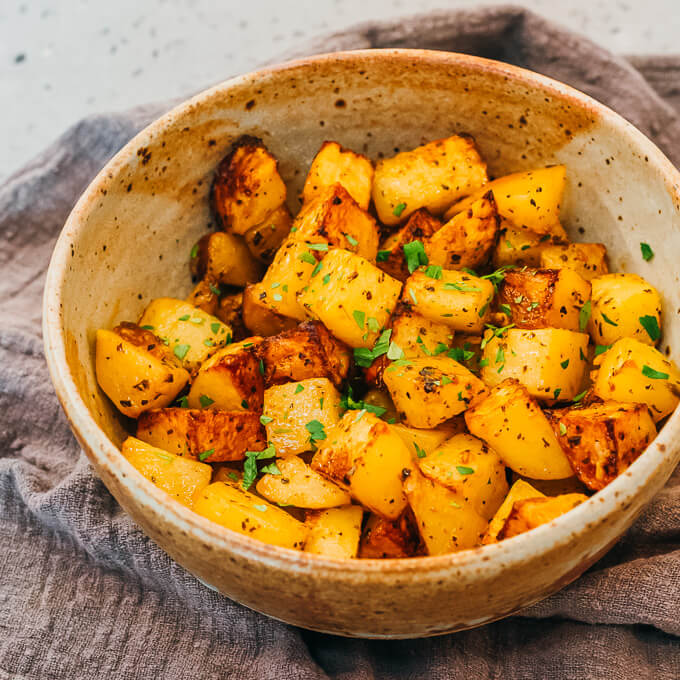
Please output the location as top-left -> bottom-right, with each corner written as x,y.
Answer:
1,0 -> 679,183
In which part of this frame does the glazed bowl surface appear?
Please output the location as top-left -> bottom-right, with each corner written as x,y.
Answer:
43,49 -> 680,638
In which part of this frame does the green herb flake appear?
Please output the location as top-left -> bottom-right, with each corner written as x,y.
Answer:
272,293 -> 283,302
173,344 -> 190,360
209,322 -> 220,334
306,419 -> 327,443
514,295 -> 523,304
294,384 -> 304,394
500,303 -> 512,316
393,202 -> 407,217
199,394 -> 214,408
259,359 -> 265,375
639,315 -> 661,342
253,504 -> 268,512
141,324 -> 155,331
387,341 -> 404,361
572,390 -> 588,403
403,240 -> 428,273
240,399 -> 249,409
175,395 -> 189,408
190,244 -> 199,259
479,358 -> 490,368
260,463 -> 281,476
198,448 -> 215,462
553,388 -> 562,400
425,265 -> 443,280
441,375 -> 453,385
345,234 -> 359,247
376,250 -> 391,262
579,347 -> 587,361
367,317 -> 380,333
601,313 -> 618,327
307,242 -> 329,251
353,309 -> 366,329
241,444 -> 276,490
178,314 -> 190,321
312,261 -> 323,277
579,300 -> 591,331
409,289 -> 418,305
594,344 -> 611,356
456,465 -> 474,475
209,284 -> 221,296
559,423 -> 567,436
443,281 -> 482,293
228,472 -> 239,482
495,347 -> 505,364
642,365 -> 669,380
640,242 -> 654,261
190,317 -> 204,325
299,251 -> 316,265
560,359 -> 570,369
478,301 -> 489,318
322,274 -> 331,285
414,443 -> 427,459
260,415 -> 273,425
204,338 -> 215,347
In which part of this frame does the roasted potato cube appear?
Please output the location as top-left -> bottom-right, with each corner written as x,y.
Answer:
372,135 -> 488,226
304,505 -> 364,559
302,141 -> 374,210
377,209 -> 441,281
539,243 -> 609,281
592,337 -> 680,421
465,379 -> 574,479
383,356 -> 488,428
499,268 -> 591,331
480,328 -> 589,401
291,183 -> 379,261
211,135 -> 287,235
136,408 -> 265,462
492,220 -> 565,268
262,378 -> 343,456
215,291 -> 249,340
298,248 -> 402,348
138,298 -> 232,372
121,437 -> 212,507
190,231 -> 263,287
256,320 -> 351,388
186,279 -> 219,316
242,204 -> 293,263
482,479 -> 544,544
95,324 -> 190,418
391,421 -> 465,460
311,411 -> 413,520
588,273 -> 662,346
402,269 -> 494,333
497,493 -> 588,540
187,340 -> 264,412
403,469 -> 487,555
241,283 -> 297,337
389,305 -> 454,358
445,166 -> 567,237
256,455 -> 351,508
359,511 -> 421,559
425,193 -> 499,270
417,433 -> 508,520
548,401 -> 656,491
193,482 -> 307,550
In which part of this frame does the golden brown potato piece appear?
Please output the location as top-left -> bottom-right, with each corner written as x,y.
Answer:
95,323 -> 190,418
548,401 -> 656,491
425,193 -> 499,270
302,141 -> 374,210
190,231 -> 263,287
215,291 -> 249,341
256,320 -> 351,388
186,279 -> 219,316
211,135 -> 287,235
497,493 -> 588,540
359,511 -> 421,559
539,243 -> 609,281
136,408 -> 266,462
372,135 -> 488,226
388,303 -> 454,358
482,479 -> 545,544
492,220 -> 565,268
304,506 -> 364,559
242,204 -> 293,264
241,283 -> 298,337
377,209 -> 442,281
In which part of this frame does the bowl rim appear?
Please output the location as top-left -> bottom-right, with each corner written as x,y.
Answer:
43,47 -> 680,579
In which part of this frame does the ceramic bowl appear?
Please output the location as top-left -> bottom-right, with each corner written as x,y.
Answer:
43,49 -> 680,638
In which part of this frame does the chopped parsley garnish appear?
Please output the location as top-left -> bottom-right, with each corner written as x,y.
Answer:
306,419 -> 327,443
367,316 -> 380,333
441,375 -> 452,385
199,394 -> 214,408
173,344 -> 190,360
640,242 -> 654,261
456,465 -> 474,475
480,265 -> 515,290
495,347 -> 505,365
322,274 -> 331,285
260,462 -> 281,476
403,240 -> 428,273
339,386 -> 388,418
478,301 -> 490,318
253,504 -> 268,512
580,347 -> 587,361
409,289 -> 418,305
579,300 -> 591,331
190,244 -> 199,259
572,390 -> 587,403
312,261 -> 323,277
294,384 -> 304,394
272,293 -> 283,302
479,358 -> 489,368
259,359 -> 265,375
393,202 -> 407,217
387,341 -> 404,361
425,265 -> 443,279
448,346 -> 475,362
639,315 -> 661,342
299,251 -> 316,265
416,336 -> 432,356
175,395 -> 189,408
203,338 -> 214,347
178,314 -> 190,321
642,365 -> 669,380
210,322 -> 221,334
559,423 -> 567,435
209,284 -> 221,296
307,242 -> 329,251
376,250 -> 391,262
480,323 -> 515,349
241,399 -> 249,409
345,234 -> 359,247
242,444 -> 276,490
353,329 -> 392,367
500,303 -> 512,316
553,388 -> 562,400
198,448 -> 215,461
260,415 -> 273,425
601,313 -> 618,326
353,309 -> 366,329
560,359 -> 570,369
443,281 -> 482,293
141,324 -> 155,331
594,344 -> 611,356
414,443 -> 427,459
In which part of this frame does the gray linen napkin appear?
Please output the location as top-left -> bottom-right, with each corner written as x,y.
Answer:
1,6 -> 679,679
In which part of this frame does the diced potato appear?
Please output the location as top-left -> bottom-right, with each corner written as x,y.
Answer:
480,328 -> 589,401
242,283 -> 297,336
372,135 -> 488,226
302,141 -> 374,210
215,291 -> 248,340
190,231 -> 263,287
403,469 -> 487,555
186,279 -> 219,316
383,356 -> 488,428
187,340 -> 263,412
291,183 -> 379,261
95,324 -> 190,418
391,421 -> 465,460
499,268 -> 591,331
497,493 -> 588,540
138,298 -> 232,372
482,479 -> 544,544
262,378 -> 343,455
465,379 -> 574,479
121,436 -> 211,507
589,273 -> 662,346
211,135 -> 287,235
377,209 -> 442,281
402,269 -> 494,333
540,243 -> 609,281
256,455 -> 351,508
256,240 -> 319,320
136,408 -> 265,461
548,401 -> 656,491
445,166 -> 567,237
243,204 -> 293,263
256,320 -> 351,388
425,193 -> 499,270
492,220 -> 565,268
193,482 -> 307,550
311,411 -> 413,519
298,248 -> 402,348
592,337 -> 680,421
417,433 -> 508,520
359,512 -> 421,558
389,305 -> 454,358
304,505 -> 364,559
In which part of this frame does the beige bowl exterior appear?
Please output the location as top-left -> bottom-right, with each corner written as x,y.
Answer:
43,49 -> 680,638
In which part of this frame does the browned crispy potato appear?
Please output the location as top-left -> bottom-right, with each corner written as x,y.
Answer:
547,401 -> 656,491
499,268 -> 591,331
241,283 -> 298,337
483,479 -> 544,544
211,135 -> 287,235
136,408 -> 266,462
186,279 -> 219,316
190,231 -> 263,287
539,243 -> 609,281
377,209 -> 442,281
302,141 -> 374,210
492,220 -> 565,268
242,204 -> 293,263
425,193 -> 499,270
359,511 -> 421,558
215,291 -> 249,340
256,320 -> 351,388
497,493 -> 589,540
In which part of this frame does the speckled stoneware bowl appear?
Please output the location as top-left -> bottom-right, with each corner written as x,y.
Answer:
43,49 -> 680,638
